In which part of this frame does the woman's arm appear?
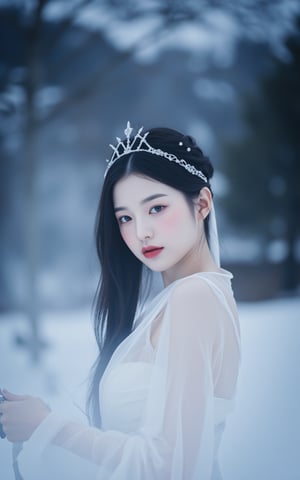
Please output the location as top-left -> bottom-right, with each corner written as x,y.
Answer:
1,277 -> 227,479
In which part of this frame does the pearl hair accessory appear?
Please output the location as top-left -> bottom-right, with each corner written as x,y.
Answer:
178,141 -> 191,152
105,121 -> 208,183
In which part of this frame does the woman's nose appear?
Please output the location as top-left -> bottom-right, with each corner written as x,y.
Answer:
135,218 -> 153,241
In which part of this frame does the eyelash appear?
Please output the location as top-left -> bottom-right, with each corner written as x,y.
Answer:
149,205 -> 165,214
117,205 -> 166,225
118,215 -> 131,225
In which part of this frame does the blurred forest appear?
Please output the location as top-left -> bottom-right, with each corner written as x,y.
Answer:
0,0 -> 299,359
222,16 -> 300,294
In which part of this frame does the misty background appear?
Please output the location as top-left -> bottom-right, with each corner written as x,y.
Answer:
0,1 -> 299,479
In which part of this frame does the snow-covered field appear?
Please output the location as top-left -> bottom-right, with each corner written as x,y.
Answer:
0,298 -> 299,480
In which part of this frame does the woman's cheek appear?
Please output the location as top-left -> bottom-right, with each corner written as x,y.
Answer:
160,209 -> 183,232
120,227 -> 135,250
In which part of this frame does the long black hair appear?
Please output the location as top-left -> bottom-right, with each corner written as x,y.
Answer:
88,127 -> 214,426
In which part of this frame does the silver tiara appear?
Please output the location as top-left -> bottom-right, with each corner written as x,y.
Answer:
104,121 -> 207,182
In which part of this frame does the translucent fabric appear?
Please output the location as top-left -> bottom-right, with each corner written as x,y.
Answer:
18,270 -> 241,480
208,202 -> 220,267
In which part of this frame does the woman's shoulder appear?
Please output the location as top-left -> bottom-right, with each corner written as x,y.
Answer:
168,270 -> 231,303
165,271 -> 235,329
170,275 -> 212,301
165,275 -> 220,330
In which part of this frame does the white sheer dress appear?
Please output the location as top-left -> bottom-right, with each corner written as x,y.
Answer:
17,269 -> 241,480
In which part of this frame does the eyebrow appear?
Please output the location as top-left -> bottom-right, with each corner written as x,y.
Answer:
114,193 -> 168,213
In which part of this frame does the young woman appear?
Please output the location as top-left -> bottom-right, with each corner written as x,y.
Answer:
0,122 -> 241,479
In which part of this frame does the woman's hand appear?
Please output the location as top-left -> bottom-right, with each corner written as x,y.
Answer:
0,389 -> 51,442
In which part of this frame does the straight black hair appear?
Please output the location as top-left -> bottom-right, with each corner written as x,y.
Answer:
88,127 -> 214,426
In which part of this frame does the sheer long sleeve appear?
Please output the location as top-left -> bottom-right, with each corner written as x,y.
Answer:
18,275 -> 239,480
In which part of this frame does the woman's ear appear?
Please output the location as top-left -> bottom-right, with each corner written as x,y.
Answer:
195,187 -> 212,220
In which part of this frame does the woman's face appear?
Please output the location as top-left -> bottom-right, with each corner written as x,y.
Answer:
113,174 -> 206,283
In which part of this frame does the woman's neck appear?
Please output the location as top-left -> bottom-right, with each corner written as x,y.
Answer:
161,239 -> 219,287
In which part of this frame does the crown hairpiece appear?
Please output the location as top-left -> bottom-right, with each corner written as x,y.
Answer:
104,121 -> 208,183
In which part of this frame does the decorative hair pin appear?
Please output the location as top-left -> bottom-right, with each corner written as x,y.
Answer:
178,141 -> 191,152
105,121 -> 207,183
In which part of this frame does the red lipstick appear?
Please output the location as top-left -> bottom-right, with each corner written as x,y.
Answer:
142,246 -> 164,258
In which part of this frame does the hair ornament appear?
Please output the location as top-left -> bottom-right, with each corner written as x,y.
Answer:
105,121 -> 208,183
178,140 -> 191,152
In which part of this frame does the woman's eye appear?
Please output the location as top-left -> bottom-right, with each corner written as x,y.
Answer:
118,215 -> 131,224
149,205 -> 165,214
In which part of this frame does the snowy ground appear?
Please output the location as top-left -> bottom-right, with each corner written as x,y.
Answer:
0,298 -> 299,480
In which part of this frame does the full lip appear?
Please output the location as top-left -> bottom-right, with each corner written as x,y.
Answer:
142,245 -> 164,256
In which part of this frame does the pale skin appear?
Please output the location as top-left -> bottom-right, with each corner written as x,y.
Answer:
0,174 -> 220,443
113,174 -> 219,286
0,389 -> 50,443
